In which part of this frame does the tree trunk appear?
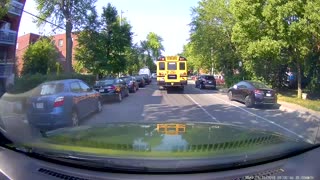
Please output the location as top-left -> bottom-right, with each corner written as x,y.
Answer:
297,62 -> 302,99
65,21 -> 73,73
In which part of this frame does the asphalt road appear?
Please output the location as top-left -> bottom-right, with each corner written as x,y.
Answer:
82,80 -> 320,144
1,79 -> 319,144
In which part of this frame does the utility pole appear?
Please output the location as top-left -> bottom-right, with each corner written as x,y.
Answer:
120,10 -> 124,26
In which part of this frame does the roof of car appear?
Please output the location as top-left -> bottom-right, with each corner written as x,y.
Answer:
43,79 -> 82,84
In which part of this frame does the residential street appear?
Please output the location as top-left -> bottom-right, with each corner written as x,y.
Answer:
1,80 -> 319,144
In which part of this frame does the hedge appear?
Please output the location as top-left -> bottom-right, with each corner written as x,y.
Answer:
9,73 -> 96,94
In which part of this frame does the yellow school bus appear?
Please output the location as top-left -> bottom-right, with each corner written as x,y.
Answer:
157,124 -> 186,135
156,56 -> 188,90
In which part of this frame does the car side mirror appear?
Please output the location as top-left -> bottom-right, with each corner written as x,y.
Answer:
233,85 -> 238,89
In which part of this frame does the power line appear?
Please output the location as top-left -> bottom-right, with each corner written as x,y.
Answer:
10,4 -> 65,30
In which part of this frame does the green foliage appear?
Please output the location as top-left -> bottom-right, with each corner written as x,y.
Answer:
0,0 -> 10,18
34,0 -> 97,72
184,0 -> 240,79
21,38 -> 60,75
75,3 -> 133,76
230,0 -> 320,98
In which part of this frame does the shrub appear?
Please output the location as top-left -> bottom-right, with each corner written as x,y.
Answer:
9,73 -> 96,94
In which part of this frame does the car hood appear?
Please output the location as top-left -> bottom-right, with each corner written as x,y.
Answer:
28,122 -> 311,156
19,122 -> 314,172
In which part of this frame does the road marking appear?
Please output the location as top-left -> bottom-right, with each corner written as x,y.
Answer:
191,87 -> 313,143
185,94 -> 220,123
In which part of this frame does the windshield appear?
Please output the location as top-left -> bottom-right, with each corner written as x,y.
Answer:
0,0 -> 320,174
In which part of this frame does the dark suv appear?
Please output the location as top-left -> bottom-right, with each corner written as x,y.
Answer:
195,75 -> 216,89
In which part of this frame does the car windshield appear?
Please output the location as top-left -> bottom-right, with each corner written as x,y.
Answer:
0,0 -> 320,175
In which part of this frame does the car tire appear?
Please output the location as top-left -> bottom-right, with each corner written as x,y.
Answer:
245,95 -> 254,108
117,93 -> 122,102
199,83 -> 204,89
96,100 -> 102,113
71,110 -> 79,127
228,91 -> 233,101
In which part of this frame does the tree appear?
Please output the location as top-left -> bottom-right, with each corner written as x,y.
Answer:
0,0 -> 10,19
139,32 -> 164,72
184,0 -> 241,85
231,0 -> 320,98
34,0 -> 97,73
75,3 -> 133,77
22,38 -> 60,75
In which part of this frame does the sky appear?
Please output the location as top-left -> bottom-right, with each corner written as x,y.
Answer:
19,0 -> 199,55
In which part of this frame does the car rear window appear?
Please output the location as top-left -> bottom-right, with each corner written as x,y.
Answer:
96,79 -> 115,86
250,82 -> 270,89
168,62 -> 177,70
35,83 -> 64,96
204,76 -> 215,80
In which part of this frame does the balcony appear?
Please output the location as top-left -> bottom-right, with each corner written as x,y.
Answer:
0,63 -> 14,78
0,29 -> 17,46
8,0 -> 24,16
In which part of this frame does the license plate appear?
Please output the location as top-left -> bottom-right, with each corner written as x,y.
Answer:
266,93 -> 272,97
36,103 -> 44,109
99,89 -> 105,92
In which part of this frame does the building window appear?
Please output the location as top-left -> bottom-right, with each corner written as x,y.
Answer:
58,39 -> 63,47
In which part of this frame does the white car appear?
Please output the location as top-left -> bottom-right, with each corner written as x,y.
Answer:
151,73 -> 157,79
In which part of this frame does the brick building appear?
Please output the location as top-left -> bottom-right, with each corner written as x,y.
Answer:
16,33 -> 40,74
16,32 -> 79,75
0,0 -> 26,93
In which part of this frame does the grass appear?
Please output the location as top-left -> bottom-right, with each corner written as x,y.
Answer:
277,89 -> 320,112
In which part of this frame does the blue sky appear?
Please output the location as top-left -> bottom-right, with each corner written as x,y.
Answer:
19,0 -> 199,55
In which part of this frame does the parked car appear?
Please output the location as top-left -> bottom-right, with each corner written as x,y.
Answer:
94,78 -> 129,103
195,75 -> 217,89
26,79 -> 103,130
135,75 -> 146,87
120,76 -> 139,93
141,74 -> 152,84
151,73 -> 157,79
228,81 -> 277,108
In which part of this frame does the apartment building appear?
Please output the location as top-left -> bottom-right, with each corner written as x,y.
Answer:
16,32 -> 79,75
0,0 -> 26,93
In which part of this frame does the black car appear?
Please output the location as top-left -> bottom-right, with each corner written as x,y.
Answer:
94,78 -> 129,102
195,75 -> 216,89
228,81 -> 277,108
120,76 -> 139,93
135,75 -> 146,87
140,74 -> 152,84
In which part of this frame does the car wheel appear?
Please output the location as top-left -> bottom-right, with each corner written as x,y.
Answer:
96,100 -> 102,113
199,83 -> 204,89
245,95 -> 254,108
228,91 -> 233,101
118,92 -> 122,102
71,110 -> 79,127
